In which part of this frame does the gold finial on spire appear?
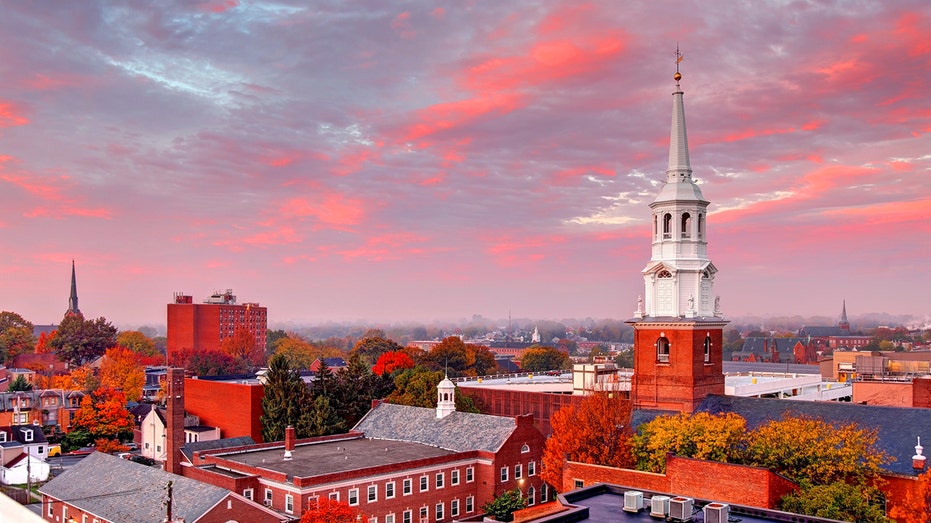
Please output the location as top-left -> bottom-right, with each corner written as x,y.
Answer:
674,44 -> 683,83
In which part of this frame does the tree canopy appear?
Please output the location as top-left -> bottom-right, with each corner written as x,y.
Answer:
519,346 -> 570,372
50,314 -> 118,366
0,311 -> 36,364
98,346 -> 146,402
481,488 -> 527,522
116,330 -> 161,358
300,497 -> 363,523
351,334 -> 402,365
632,412 -> 747,473
260,353 -> 313,442
68,385 -> 133,446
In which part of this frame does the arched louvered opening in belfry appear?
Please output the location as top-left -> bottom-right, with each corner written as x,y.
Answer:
656,335 -> 670,363
681,212 -> 691,238
704,333 -> 712,362
663,213 -> 672,239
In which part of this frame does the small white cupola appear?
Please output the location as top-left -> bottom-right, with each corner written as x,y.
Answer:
436,374 -> 456,419
913,436 -> 926,471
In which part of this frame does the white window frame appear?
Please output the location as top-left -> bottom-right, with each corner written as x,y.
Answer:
451,469 -> 459,485
243,488 -> 253,500
515,464 -> 522,479
528,486 -> 535,506
500,466 -> 508,483
386,514 -> 395,523
349,488 -> 359,506
403,478 -> 412,495
466,496 -> 474,513
403,509 -> 412,523
435,502 -> 444,521
451,499 -> 459,517
420,475 -> 428,492
286,494 -> 294,514
329,492 -> 340,501
466,467 -> 474,482
528,461 -> 536,476
420,506 -> 428,522
386,480 -> 396,499
368,484 -> 378,503
435,472 -> 444,489
265,488 -> 273,502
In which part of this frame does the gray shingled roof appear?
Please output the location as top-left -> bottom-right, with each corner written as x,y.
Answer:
353,402 -> 517,453
697,395 -> 931,477
181,436 -> 255,461
39,452 -> 231,523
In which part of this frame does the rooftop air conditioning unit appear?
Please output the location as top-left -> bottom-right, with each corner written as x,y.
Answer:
703,503 -> 729,523
668,497 -> 693,522
622,491 -> 643,512
649,495 -> 670,518
264,500 -> 272,507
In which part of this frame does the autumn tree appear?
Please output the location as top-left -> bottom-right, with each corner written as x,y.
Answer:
261,353 -> 313,441
519,347 -> 570,372
631,412 -> 747,473
300,497 -> 363,523
780,483 -> 887,523
889,464 -> 931,523
743,415 -> 889,522
221,327 -> 265,368
418,337 -> 496,377
35,330 -> 55,354
171,347 -> 251,376
99,346 -> 146,402
116,330 -> 161,358
333,352 -> 394,427
274,334 -> 320,370
0,311 -> 36,364
350,333 -> 402,365
542,393 -> 633,489
67,385 -> 133,448
50,365 -> 98,392
50,314 -> 118,366
372,351 -> 415,376
385,367 -> 478,413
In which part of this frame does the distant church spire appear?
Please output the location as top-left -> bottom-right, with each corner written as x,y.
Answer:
66,259 -> 82,317
839,299 -> 850,332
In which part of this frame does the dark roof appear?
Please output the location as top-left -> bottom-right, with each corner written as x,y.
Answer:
798,326 -> 846,337
10,425 -> 48,445
181,436 -> 255,461
39,452 -> 233,523
353,402 -> 517,453
697,395 -> 931,476
322,357 -> 346,367
740,337 -> 806,353
185,425 -> 217,433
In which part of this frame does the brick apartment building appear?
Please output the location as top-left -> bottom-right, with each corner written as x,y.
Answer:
167,289 -> 267,355
169,374 -> 548,522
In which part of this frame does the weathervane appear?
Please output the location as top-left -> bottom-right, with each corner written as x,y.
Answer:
675,44 -> 684,84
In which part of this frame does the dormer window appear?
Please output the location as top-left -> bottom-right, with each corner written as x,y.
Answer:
23,428 -> 33,442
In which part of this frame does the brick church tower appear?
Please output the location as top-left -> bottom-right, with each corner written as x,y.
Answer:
628,56 -> 728,413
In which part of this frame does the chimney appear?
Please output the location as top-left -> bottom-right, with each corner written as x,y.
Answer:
284,425 -> 295,460
165,368 -> 186,475
913,437 -> 926,472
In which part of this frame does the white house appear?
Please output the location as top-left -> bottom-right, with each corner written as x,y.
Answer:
0,452 -> 50,485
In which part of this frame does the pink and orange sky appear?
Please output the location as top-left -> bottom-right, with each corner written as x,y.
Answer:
1,1 -> 929,329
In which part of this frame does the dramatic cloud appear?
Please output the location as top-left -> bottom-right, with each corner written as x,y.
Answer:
0,0 -> 928,327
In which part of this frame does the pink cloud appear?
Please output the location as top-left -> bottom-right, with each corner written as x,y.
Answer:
0,102 -> 29,127
198,0 -> 239,14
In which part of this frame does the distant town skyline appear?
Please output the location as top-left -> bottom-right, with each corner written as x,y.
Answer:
1,1 -> 928,328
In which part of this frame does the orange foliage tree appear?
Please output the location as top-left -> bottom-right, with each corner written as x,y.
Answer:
221,327 -> 265,368
631,412 -> 748,473
35,330 -> 55,353
99,346 -> 146,402
890,464 -> 931,523
372,350 -> 415,376
541,392 -> 633,490
300,497 -> 364,523
49,365 -> 98,391
70,385 -> 134,442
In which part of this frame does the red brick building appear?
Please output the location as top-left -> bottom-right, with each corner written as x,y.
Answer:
177,381 -> 548,522
183,377 -> 265,442
167,289 -> 267,355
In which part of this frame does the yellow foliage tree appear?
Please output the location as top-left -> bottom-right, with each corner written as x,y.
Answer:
631,412 -> 747,473
274,335 -> 319,370
99,346 -> 146,402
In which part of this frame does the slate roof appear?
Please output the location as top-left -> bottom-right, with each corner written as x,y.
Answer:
353,402 -> 518,453
798,326 -> 846,337
181,436 -> 255,462
40,452 -> 233,523
10,425 -> 48,444
697,395 -> 931,477
740,337 -> 805,353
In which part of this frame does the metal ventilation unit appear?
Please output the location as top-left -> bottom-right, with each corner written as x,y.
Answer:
649,495 -> 670,518
668,496 -> 694,522
622,491 -> 643,512
703,502 -> 730,523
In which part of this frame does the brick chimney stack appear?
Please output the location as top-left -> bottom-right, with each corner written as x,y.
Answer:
165,368 -> 186,475
284,425 -> 295,460
913,437 -> 926,472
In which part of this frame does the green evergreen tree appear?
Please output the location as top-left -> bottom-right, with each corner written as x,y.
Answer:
260,354 -> 312,442
7,374 -> 33,392
482,488 -> 527,522
307,395 -> 345,437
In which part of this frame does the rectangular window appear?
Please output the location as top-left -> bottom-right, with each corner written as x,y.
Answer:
451,469 -> 459,485
63,507 -> 68,520
528,461 -> 536,476
515,464 -> 522,479
386,514 -> 395,523
542,483 -> 548,502
368,485 -> 377,503
466,467 -> 474,482
466,496 -> 474,513
286,494 -> 294,514
368,518 -> 377,523
329,492 -> 340,501
435,503 -> 444,521
243,488 -> 253,500
156,445 -> 162,453
403,478 -> 412,495
420,506 -> 428,522
451,499 -> 459,517
573,479 -> 583,489
48,503 -> 53,517
435,472 -> 444,489
500,466 -> 508,483
386,481 -> 395,499
265,489 -> 273,502
420,475 -> 428,492
403,510 -> 412,523
83,514 -> 88,523
528,487 -> 535,506
349,488 -> 359,506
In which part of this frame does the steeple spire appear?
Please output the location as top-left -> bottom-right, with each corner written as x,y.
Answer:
66,259 -> 82,317
667,46 -> 692,183
839,299 -> 850,332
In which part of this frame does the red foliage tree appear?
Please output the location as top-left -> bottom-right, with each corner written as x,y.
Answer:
70,385 -> 134,441
35,330 -> 55,353
372,350 -> 415,376
300,497 -> 364,523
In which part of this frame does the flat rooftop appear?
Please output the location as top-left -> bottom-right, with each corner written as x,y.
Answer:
216,435 -> 456,478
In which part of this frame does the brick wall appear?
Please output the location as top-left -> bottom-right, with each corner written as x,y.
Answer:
563,455 -> 798,509
184,377 -> 265,442
459,388 -> 585,436
852,381 -> 913,407
912,377 -> 931,408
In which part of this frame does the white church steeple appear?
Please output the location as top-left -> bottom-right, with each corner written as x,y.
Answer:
636,52 -> 721,320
